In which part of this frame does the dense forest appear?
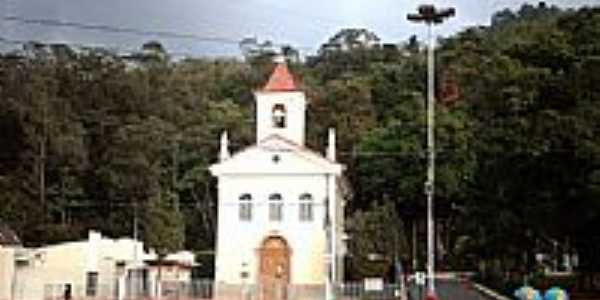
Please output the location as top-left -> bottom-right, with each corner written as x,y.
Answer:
0,2 -> 599,285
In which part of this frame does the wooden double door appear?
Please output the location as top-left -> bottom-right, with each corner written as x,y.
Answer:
258,236 -> 290,300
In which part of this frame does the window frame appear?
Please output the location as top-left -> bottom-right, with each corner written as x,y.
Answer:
272,104 -> 287,129
85,271 -> 99,297
239,193 -> 253,221
269,193 -> 283,221
299,193 -> 314,222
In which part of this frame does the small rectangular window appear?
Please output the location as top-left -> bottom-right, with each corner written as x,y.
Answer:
86,272 -> 98,297
299,202 -> 313,221
239,194 -> 252,221
269,202 -> 283,221
239,202 -> 252,221
299,194 -> 313,222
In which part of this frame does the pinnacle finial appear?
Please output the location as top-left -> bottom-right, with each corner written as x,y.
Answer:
220,131 -> 230,161
327,128 -> 336,161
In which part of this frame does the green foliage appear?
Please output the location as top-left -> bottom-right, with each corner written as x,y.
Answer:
0,5 -> 599,280
143,190 -> 185,256
440,4 -> 600,276
346,202 -> 408,279
0,44 -> 252,249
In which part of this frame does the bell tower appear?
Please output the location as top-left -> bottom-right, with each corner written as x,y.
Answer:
254,59 -> 306,146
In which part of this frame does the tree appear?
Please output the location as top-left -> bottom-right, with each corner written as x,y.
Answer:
144,190 -> 185,294
346,202 -> 408,279
0,5 -> 599,284
320,28 -> 381,53
438,4 -> 600,281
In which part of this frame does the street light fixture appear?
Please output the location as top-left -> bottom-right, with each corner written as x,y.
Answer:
407,4 -> 455,299
407,5 -> 456,24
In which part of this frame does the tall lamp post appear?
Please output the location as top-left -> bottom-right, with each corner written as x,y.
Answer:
407,5 -> 455,299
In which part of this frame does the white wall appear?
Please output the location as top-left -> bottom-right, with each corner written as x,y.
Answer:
255,91 -> 306,146
216,174 -> 328,285
11,233 -> 154,300
13,242 -> 87,300
0,247 -> 15,300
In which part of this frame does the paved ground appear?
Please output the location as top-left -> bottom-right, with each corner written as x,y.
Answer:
408,280 -> 491,300
572,294 -> 600,300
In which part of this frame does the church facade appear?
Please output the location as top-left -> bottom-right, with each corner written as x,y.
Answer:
209,61 -> 345,294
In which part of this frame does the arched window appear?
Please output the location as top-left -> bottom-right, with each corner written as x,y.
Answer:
299,193 -> 313,222
272,104 -> 287,128
269,193 -> 283,221
239,194 -> 252,221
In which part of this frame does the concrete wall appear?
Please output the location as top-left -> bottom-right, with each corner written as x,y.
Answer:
0,247 -> 15,300
1,232 -> 195,300
215,174 -> 328,285
10,233 -> 151,300
255,91 -> 306,146
12,243 -> 83,300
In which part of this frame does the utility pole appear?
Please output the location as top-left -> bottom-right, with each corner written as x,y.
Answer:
324,173 -> 335,300
39,70 -> 49,217
132,200 -> 140,296
172,137 -> 178,192
407,5 -> 455,299
39,137 -> 46,210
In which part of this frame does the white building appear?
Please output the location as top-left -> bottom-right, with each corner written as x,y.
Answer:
2,230 -> 194,300
0,221 -> 20,300
209,61 -> 345,297
9,231 -> 154,300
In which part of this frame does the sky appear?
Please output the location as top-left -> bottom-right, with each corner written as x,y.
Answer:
1,0 -> 599,57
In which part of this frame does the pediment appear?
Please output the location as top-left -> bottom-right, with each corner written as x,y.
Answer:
209,135 -> 342,176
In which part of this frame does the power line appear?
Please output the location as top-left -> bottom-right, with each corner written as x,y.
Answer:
0,35 -> 125,51
0,36 -> 22,45
1,15 -> 316,52
2,15 -> 242,45
65,202 -> 325,208
0,35 -> 142,55
215,0 -> 343,40
190,1 -> 325,49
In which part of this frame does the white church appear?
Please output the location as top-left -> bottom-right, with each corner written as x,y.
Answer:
209,60 -> 346,297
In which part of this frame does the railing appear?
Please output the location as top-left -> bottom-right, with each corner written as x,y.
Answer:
211,282 -> 325,300
35,280 -> 406,300
337,282 -> 402,300
43,283 -> 114,300
160,280 -> 214,299
42,281 -> 150,300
